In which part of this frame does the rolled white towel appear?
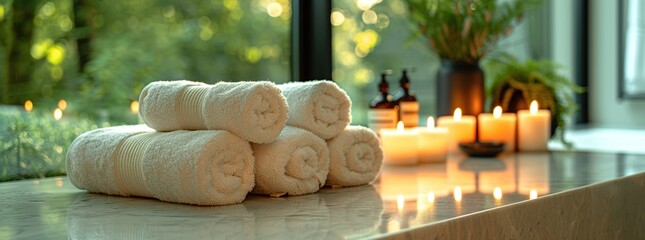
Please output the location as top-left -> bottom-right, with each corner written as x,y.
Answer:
251,126 -> 330,196
66,125 -> 255,205
139,80 -> 288,144
278,80 -> 351,140
325,126 -> 383,187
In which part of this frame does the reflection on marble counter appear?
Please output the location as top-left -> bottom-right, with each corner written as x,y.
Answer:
1,152 -> 645,239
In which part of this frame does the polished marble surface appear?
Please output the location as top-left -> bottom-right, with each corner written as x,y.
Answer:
1,152 -> 645,239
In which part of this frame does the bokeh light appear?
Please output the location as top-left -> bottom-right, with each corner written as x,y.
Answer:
53,108 -> 63,121
361,10 -> 377,24
330,11 -> 346,26
0,5 -> 5,21
356,0 -> 377,11
58,99 -> 67,111
47,44 -> 65,65
131,100 -> 140,114
267,2 -> 283,17
24,100 -> 34,112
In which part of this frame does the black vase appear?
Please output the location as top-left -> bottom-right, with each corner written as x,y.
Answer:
436,59 -> 485,117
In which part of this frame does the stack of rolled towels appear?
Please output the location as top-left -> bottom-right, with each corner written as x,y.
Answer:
66,80 -> 384,205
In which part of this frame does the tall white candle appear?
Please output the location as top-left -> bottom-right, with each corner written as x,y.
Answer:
381,121 -> 418,165
437,108 -> 476,153
478,106 -> 517,152
518,101 -> 551,151
416,117 -> 448,163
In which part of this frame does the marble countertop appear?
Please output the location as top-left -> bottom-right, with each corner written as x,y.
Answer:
2,151 -> 645,239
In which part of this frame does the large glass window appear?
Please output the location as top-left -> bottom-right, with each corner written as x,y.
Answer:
0,0 -> 290,181
332,0 -> 439,126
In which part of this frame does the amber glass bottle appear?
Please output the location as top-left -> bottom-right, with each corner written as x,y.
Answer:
368,73 -> 398,134
393,69 -> 419,127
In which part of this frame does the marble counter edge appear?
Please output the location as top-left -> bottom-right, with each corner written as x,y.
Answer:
376,172 -> 645,239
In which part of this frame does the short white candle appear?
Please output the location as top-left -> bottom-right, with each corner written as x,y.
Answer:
518,101 -> 551,151
381,121 -> 418,165
478,106 -> 517,152
437,108 -> 476,153
416,117 -> 448,163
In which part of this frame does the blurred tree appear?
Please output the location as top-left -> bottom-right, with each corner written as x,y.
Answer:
1,0 -> 42,104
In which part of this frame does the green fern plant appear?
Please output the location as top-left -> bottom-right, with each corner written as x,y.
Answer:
405,0 -> 541,63
485,53 -> 584,145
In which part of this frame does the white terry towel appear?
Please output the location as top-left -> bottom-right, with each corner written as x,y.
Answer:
277,80 -> 351,140
66,125 -> 255,206
251,126 -> 330,196
139,80 -> 288,144
325,125 -> 383,187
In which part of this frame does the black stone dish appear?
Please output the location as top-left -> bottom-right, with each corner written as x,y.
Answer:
459,141 -> 505,158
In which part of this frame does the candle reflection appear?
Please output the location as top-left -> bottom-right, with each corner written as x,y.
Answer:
453,186 -> 462,202
493,187 -> 503,201
427,192 -> 435,203
529,189 -> 538,200
376,153 -> 551,233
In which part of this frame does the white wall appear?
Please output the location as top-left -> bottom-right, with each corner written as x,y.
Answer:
550,0 -> 575,83
589,0 -> 645,128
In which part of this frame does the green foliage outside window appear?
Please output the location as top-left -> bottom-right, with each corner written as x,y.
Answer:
0,0 -> 291,181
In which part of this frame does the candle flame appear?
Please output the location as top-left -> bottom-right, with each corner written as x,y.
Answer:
493,106 -> 502,118
58,99 -> 67,111
24,100 -> 33,112
453,186 -> 462,202
428,192 -> 435,203
493,187 -> 503,200
530,100 -> 538,115
131,100 -> 140,114
53,108 -> 63,121
453,108 -> 462,121
396,121 -> 405,132
397,194 -> 405,211
529,189 -> 538,200
427,117 -> 435,129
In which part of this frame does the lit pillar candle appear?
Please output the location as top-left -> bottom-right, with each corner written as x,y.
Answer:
518,101 -> 551,151
380,121 -> 418,165
478,106 -> 517,152
416,117 -> 448,163
437,108 -> 476,153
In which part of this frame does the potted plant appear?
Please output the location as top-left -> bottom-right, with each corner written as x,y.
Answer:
485,53 -> 584,145
405,0 -> 540,116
